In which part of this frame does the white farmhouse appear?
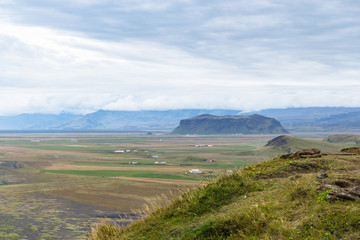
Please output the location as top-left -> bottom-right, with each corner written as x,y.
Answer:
189,169 -> 203,174
114,150 -> 125,153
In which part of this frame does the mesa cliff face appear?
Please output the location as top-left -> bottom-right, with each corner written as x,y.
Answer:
171,114 -> 288,134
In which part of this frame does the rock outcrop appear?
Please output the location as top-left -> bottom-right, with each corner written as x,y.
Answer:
340,147 -> 360,155
279,148 -> 322,160
319,179 -> 360,201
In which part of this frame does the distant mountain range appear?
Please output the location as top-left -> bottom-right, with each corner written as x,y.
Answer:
1,107 -> 360,131
171,114 -> 287,135
0,109 -> 240,130
240,107 -> 360,132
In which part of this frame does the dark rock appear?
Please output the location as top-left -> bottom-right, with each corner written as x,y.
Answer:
280,149 -> 322,160
317,173 -> 328,179
279,153 -> 292,159
333,179 -> 352,188
319,184 -> 339,191
297,149 -> 321,156
349,186 -> 360,197
327,190 -> 357,201
299,154 -> 322,158
340,147 -> 360,155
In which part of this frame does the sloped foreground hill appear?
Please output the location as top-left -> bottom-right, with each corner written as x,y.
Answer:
324,134 -> 360,144
89,151 -> 360,240
171,114 -> 288,135
257,135 -> 342,156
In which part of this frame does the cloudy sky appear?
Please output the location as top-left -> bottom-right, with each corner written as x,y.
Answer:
0,0 -> 359,115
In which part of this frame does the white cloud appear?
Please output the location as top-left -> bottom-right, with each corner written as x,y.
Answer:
202,14 -> 285,31
0,1 -> 359,115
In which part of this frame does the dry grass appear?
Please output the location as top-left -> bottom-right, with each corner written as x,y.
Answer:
87,186 -> 196,240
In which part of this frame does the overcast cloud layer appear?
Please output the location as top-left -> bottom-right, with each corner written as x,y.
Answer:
0,0 -> 359,115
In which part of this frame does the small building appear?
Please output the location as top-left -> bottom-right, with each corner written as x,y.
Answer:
189,169 -> 203,174
129,161 -> 138,165
126,150 -> 131,152
114,150 -> 125,153
205,159 -> 215,163
195,144 -> 214,147
151,155 -> 160,158
155,161 -> 166,165
226,170 -> 233,174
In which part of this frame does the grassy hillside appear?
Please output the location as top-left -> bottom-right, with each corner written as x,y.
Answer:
255,135 -> 342,157
228,135 -> 343,158
88,152 -> 360,240
324,134 -> 360,144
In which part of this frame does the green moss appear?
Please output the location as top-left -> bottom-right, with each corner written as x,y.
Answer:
317,190 -> 333,201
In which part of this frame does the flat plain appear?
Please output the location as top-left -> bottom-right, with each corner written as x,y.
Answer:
0,132 -> 334,239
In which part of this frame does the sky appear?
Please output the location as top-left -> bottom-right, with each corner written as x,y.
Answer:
0,0 -> 359,115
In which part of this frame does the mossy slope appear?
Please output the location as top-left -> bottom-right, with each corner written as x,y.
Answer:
255,135 -> 342,157
324,134 -> 360,144
89,153 -> 360,240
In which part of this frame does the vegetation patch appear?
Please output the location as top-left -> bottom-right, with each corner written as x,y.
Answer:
23,145 -> 118,151
44,170 -> 201,181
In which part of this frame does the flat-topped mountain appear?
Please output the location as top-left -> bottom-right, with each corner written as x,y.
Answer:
171,114 -> 288,135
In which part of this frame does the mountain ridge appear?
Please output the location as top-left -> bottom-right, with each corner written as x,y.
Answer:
240,107 -> 360,132
0,109 -> 241,130
1,107 -> 360,131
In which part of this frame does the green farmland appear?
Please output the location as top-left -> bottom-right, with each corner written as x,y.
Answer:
0,132 -> 345,239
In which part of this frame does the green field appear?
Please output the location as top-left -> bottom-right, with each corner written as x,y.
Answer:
44,170 -> 201,181
24,145 -> 119,151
